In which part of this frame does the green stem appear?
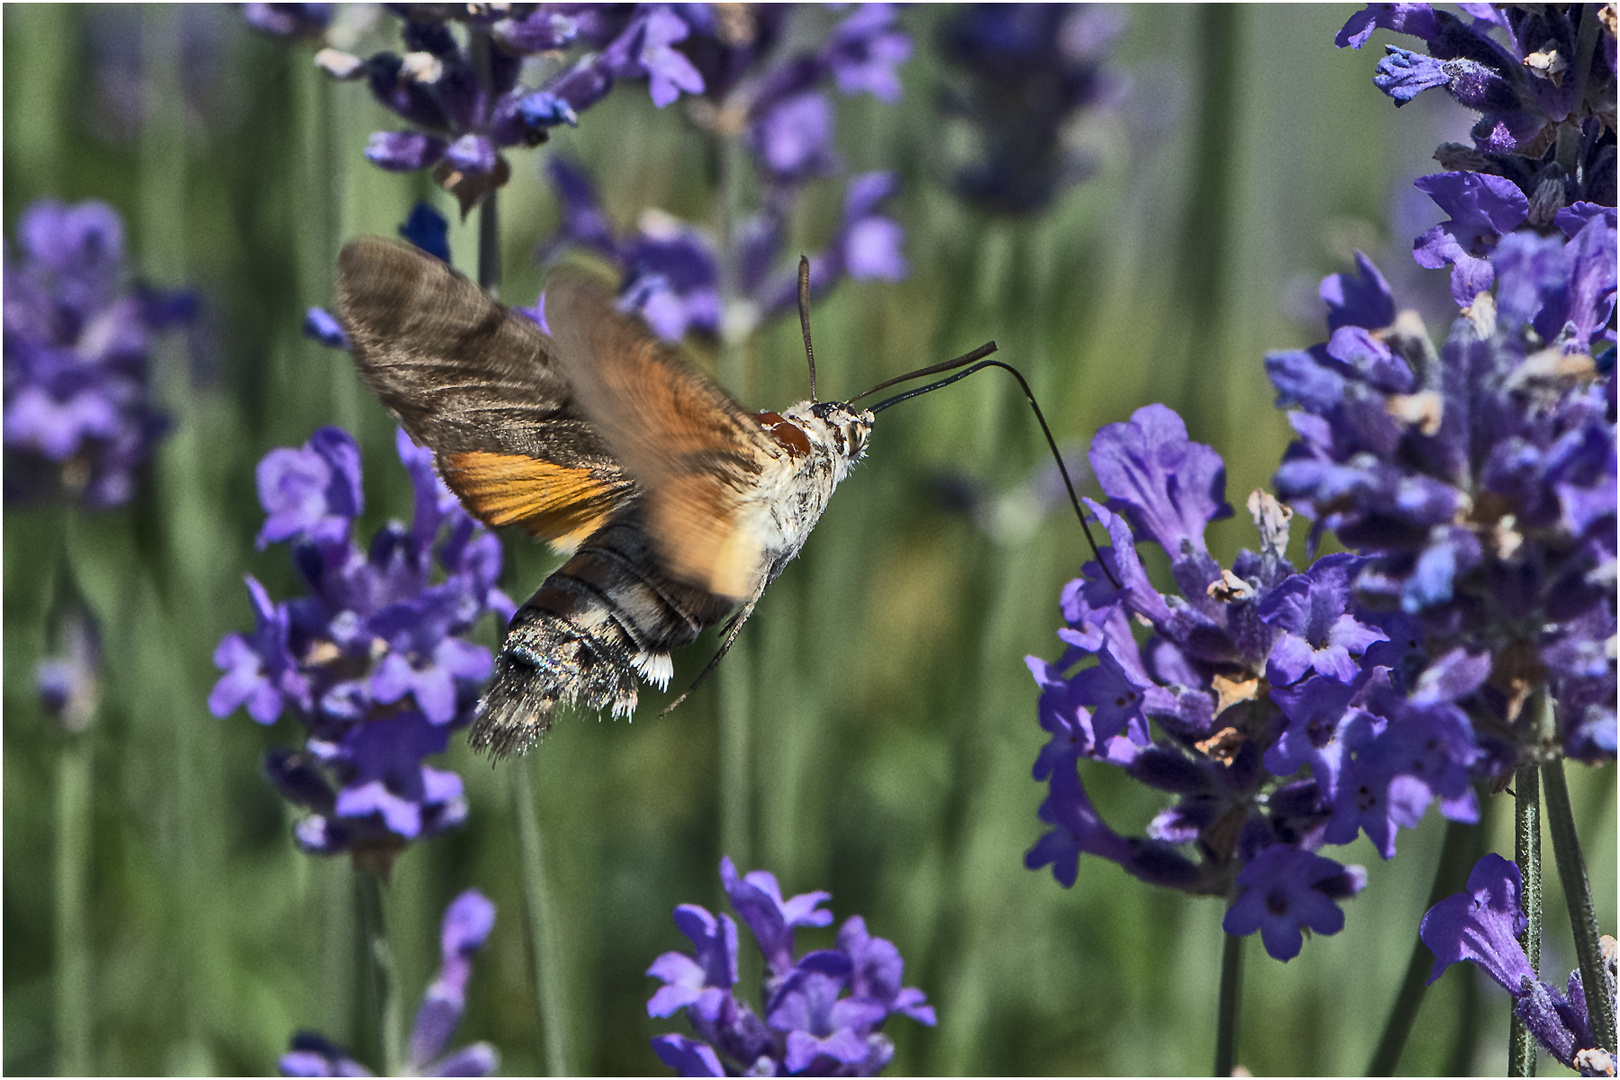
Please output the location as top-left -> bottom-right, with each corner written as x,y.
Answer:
1214,931 -> 1244,1076
139,4 -> 186,280
926,541 -> 1020,1071
54,731 -> 92,1076
1541,758 -> 1616,1054
352,871 -> 396,1074
514,765 -> 570,1075
292,36 -> 351,428
479,190 -> 501,295
473,29 -> 501,296
1366,817 -> 1485,1074
323,863 -> 357,1065
1173,3 -> 1240,426
1511,760 -> 1542,1077
1572,3 -> 1600,123
714,121 -> 753,871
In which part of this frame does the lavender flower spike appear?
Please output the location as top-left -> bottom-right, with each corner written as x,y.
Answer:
1269,237 -> 1616,770
212,427 -> 511,874
648,858 -> 933,1076
280,888 -> 499,1077
937,5 -> 1128,215
4,199 -> 194,508
1027,406 -> 1397,961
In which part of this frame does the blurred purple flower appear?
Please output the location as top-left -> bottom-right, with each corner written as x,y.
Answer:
647,858 -> 933,1076
536,6 -> 911,344
243,3 -> 331,42
37,601 -> 102,734
303,307 -> 350,350
938,4 -> 1127,215
750,91 -> 841,182
822,4 -> 912,102
212,427 -> 513,873
1421,854 -> 1612,1071
277,1032 -> 369,1077
280,888 -> 500,1076
4,199 -> 193,508
618,214 -> 724,342
632,7 -> 705,108
88,5 -> 242,145
541,160 -> 907,344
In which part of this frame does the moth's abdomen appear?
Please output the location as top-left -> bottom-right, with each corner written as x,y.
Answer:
468,512 -> 734,759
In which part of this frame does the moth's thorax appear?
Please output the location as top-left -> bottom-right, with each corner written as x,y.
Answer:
749,400 -> 875,585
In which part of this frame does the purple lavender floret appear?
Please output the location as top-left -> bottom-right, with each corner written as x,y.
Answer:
1339,3 -> 1616,214
1266,228 -> 1616,769
243,3 -> 331,42
280,888 -> 500,1076
647,857 -> 933,1076
4,199 -> 193,508
1222,846 -> 1368,962
1411,171 -> 1528,305
1421,854 -> 1615,1072
211,427 -> 512,873
937,4 -> 1127,215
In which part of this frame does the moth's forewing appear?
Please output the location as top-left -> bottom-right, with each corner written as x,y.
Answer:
544,271 -> 781,600
336,238 -> 636,549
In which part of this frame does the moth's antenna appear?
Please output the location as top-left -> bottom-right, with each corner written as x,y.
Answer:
855,350 -> 1121,590
798,255 -> 817,402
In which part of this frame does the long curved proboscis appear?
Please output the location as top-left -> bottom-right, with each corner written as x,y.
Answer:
854,350 -> 1119,590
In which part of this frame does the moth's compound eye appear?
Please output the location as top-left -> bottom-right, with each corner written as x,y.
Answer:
845,423 -> 866,457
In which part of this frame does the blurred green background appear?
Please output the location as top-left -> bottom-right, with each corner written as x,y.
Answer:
4,4 -> 1613,1076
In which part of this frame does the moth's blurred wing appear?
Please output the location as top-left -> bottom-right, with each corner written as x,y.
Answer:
336,238 -> 636,551
544,271 -> 780,601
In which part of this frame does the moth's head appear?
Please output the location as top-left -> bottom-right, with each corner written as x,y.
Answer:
813,399 -> 874,464
776,399 -> 873,472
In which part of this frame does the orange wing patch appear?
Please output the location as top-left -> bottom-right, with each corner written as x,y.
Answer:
442,450 -> 631,553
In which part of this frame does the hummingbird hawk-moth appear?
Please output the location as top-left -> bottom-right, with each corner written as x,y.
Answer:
336,237 -> 1011,760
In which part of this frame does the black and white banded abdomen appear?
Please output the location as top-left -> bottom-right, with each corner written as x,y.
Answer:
469,508 -> 736,759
